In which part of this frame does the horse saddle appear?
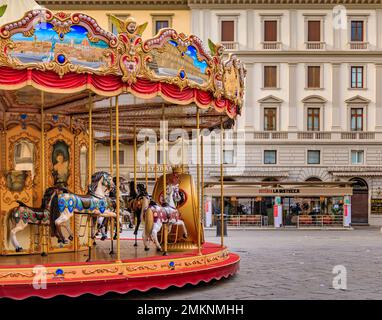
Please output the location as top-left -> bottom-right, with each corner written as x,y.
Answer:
16,200 -> 43,212
16,201 -> 47,221
75,195 -> 97,210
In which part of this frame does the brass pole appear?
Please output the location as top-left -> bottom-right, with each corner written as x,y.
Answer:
40,91 -> 47,255
220,117 -> 224,248
133,125 -> 137,191
181,126 -> 185,174
115,96 -> 121,262
109,99 -> 114,252
196,107 -> 201,255
87,93 -> 93,257
154,139 -> 158,182
162,104 -> 168,254
145,137 -> 148,189
201,132 -> 205,242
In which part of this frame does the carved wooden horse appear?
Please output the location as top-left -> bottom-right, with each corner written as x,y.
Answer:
133,183 -> 188,254
6,187 -> 66,254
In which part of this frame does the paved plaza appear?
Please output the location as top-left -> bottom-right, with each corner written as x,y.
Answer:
99,227 -> 382,300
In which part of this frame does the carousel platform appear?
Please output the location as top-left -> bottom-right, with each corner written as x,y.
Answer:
0,239 -> 239,300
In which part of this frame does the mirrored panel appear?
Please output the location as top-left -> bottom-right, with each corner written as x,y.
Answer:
80,145 -> 88,191
14,139 -> 35,178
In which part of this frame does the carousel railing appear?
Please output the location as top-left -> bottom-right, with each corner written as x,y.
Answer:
211,214 -> 268,227
297,214 -> 344,228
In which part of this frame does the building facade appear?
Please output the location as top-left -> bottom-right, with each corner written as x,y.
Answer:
190,0 -> 382,226
39,0 -> 382,226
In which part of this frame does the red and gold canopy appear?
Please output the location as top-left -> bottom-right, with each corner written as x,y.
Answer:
0,9 -> 246,134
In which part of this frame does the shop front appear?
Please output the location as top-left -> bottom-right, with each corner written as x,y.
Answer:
204,182 -> 353,228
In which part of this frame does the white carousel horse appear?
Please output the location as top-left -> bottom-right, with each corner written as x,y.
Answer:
6,186 -> 65,253
49,171 -> 116,244
133,182 -> 188,253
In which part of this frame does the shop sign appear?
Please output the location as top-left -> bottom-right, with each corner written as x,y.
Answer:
259,188 -> 300,194
371,198 -> 382,214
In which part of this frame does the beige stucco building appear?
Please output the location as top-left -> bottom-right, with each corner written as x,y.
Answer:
38,0 -> 382,226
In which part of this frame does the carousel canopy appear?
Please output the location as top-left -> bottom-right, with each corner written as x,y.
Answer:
0,8 -> 246,138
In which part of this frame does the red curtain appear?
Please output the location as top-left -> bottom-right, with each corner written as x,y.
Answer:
0,67 -> 236,117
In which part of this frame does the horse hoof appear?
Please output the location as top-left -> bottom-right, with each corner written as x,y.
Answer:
101,236 -> 107,241
15,247 -> 23,252
129,224 -> 133,229
133,231 -> 137,236
109,251 -> 114,255
144,247 -> 150,251
68,236 -> 74,241
41,252 -> 47,257
183,234 -> 188,239
162,252 -> 168,256
113,236 -> 117,240
93,242 -> 97,246
134,243 -> 138,247
157,248 -> 162,252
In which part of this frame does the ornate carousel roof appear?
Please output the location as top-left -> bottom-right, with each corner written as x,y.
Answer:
0,9 -> 246,137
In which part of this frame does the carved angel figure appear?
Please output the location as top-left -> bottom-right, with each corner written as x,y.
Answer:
208,39 -> 225,98
109,15 -> 148,40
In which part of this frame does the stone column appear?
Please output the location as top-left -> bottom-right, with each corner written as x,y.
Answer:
246,10 -> 255,50
376,63 -> 382,130
288,63 -> 298,130
191,9 -> 201,35
244,63 -> 255,129
203,10 -> 211,43
377,10 -> 382,50
331,63 -> 342,130
289,10 -> 297,50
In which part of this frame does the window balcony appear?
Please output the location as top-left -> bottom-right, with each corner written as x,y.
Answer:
348,41 -> 369,50
221,41 -> 239,50
262,41 -> 282,50
305,41 -> 326,50
250,131 -> 380,141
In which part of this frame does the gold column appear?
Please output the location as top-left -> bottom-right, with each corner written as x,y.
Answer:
220,117 -> 224,248
196,107 -> 201,255
115,96 -> 121,262
162,104 -> 168,254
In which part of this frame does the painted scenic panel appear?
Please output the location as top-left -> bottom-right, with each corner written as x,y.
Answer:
148,40 -> 209,85
9,22 -> 112,70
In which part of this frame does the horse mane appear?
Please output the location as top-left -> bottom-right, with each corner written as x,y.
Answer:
42,186 -> 68,209
129,180 -> 137,198
88,171 -> 108,195
137,183 -> 149,197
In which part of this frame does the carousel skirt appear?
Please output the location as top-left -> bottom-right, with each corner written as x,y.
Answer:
0,241 -> 239,299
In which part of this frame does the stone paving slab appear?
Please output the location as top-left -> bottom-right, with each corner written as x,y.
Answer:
101,227 -> 382,300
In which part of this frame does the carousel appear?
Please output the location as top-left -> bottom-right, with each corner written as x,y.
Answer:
0,6 -> 245,299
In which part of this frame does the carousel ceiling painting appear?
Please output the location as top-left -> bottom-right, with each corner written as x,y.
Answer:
0,9 -> 246,128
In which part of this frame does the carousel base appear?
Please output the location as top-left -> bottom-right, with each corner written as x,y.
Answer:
0,239 -> 239,300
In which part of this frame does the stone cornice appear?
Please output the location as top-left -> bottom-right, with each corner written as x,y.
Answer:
188,0 -> 382,9
37,0 -> 189,10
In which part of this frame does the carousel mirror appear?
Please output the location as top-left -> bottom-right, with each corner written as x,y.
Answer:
80,145 -> 88,191
14,139 -> 35,178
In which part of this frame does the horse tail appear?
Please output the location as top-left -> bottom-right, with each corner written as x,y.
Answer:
6,208 -> 16,247
144,208 -> 154,237
50,194 -> 60,237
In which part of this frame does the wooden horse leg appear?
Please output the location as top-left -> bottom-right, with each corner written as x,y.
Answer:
10,221 -> 28,252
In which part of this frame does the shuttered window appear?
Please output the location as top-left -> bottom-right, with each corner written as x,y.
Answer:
264,108 -> 277,131
264,66 -> 277,88
307,66 -> 321,88
307,108 -> 320,131
351,21 -> 364,42
221,20 -> 235,42
351,108 -> 364,131
351,66 -> 364,88
264,20 -> 277,42
307,21 -> 321,42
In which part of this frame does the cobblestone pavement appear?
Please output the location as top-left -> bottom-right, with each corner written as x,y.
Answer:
101,227 -> 382,300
